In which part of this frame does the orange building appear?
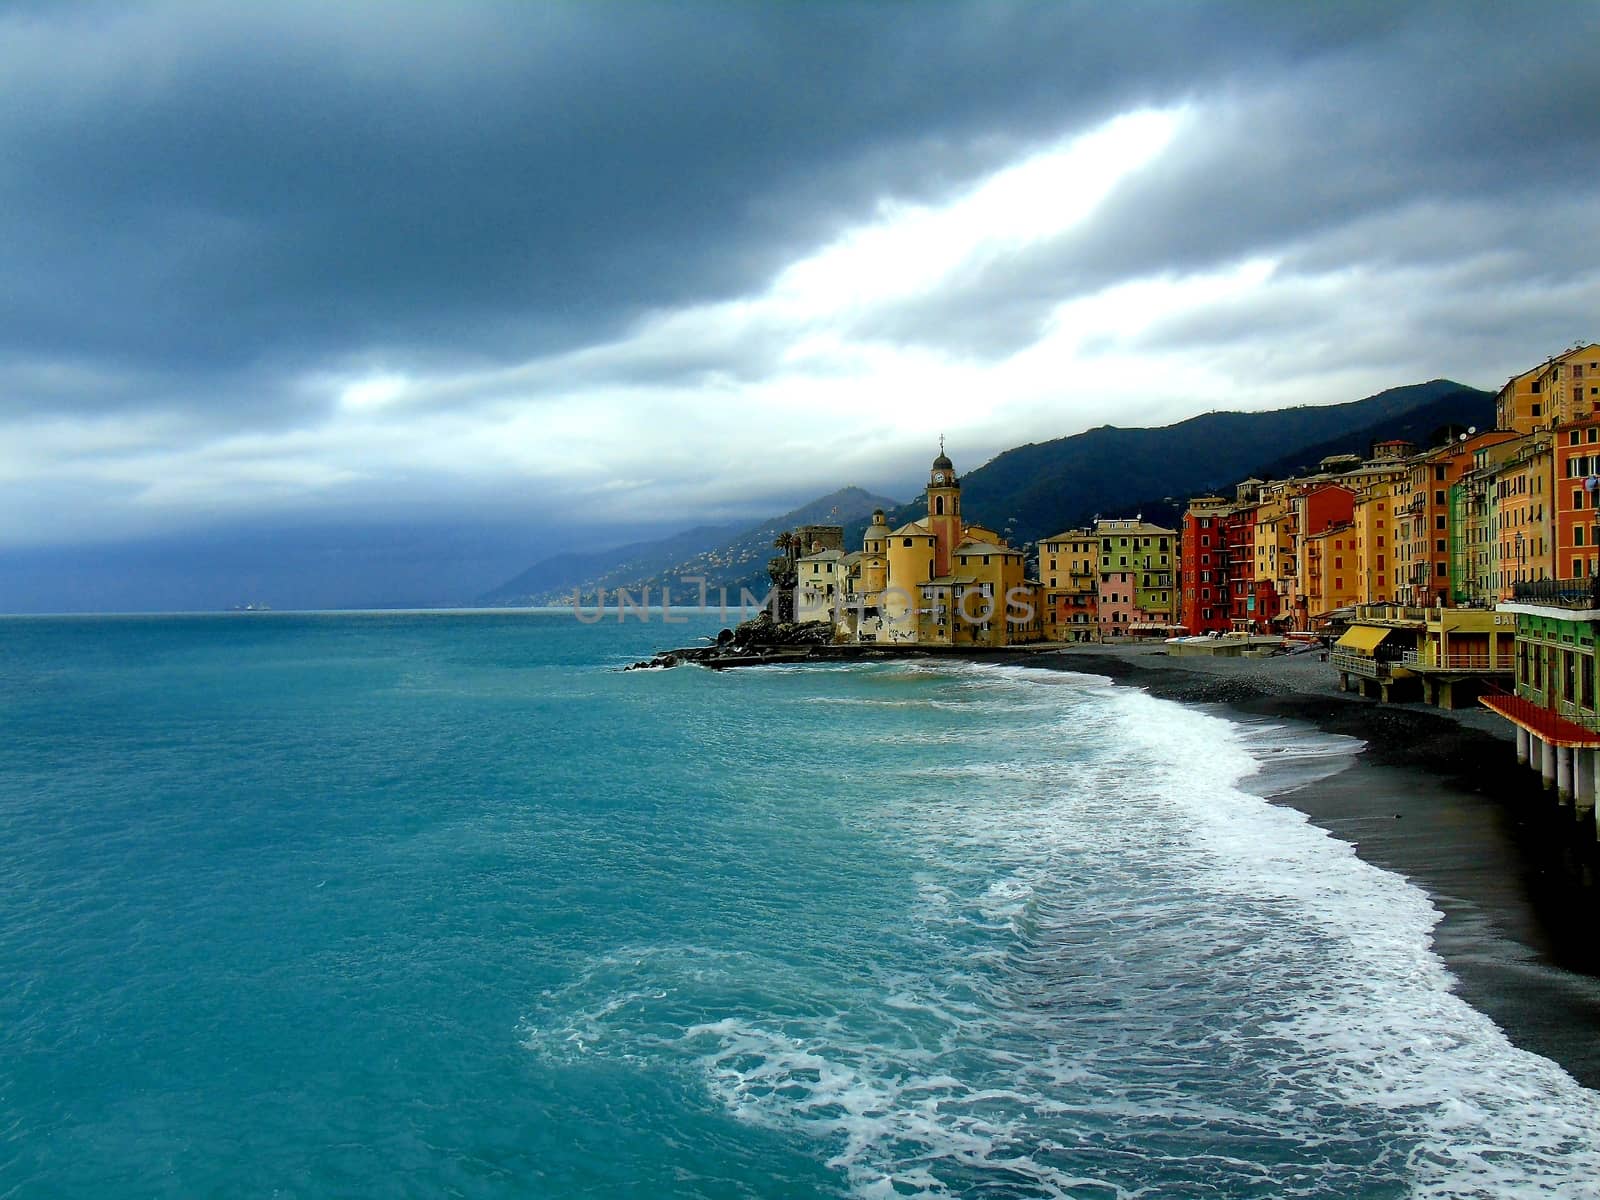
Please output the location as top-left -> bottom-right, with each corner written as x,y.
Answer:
1396,431 -> 1518,606
1496,432 -> 1555,598
1554,416 -> 1600,579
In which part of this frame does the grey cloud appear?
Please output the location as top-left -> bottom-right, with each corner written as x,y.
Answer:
0,2 -> 1446,392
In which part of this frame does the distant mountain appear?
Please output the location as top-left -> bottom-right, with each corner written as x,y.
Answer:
1246,385 -> 1494,481
476,522 -> 748,605
850,380 -> 1492,550
479,485 -> 900,605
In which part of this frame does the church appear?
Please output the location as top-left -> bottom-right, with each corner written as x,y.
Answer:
796,447 -> 1043,646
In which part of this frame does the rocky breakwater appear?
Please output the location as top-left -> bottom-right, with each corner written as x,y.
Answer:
624,613 -> 838,670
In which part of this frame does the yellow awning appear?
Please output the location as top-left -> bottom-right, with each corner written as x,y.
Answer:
1335,625 -> 1392,654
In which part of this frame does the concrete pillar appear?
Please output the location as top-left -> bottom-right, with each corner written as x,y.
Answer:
1576,750 -> 1596,817
1557,745 -> 1574,804
1540,739 -> 1557,790
1516,726 -> 1530,766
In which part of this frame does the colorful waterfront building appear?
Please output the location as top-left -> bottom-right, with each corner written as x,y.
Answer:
1397,431 -> 1519,607
1481,578 -> 1600,822
1039,528 -> 1099,641
1287,483 -> 1355,626
1180,495 -> 1234,635
841,448 -> 1041,646
1352,480 -> 1397,605
1494,432 -> 1556,599
1452,436 -> 1525,607
1094,518 -> 1177,639
1536,343 -> 1600,428
1553,416 -> 1600,579
1251,489 -> 1293,623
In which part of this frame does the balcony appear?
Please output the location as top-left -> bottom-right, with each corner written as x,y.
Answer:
1509,577 -> 1600,609
1398,650 -> 1514,673
1330,649 -> 1404,680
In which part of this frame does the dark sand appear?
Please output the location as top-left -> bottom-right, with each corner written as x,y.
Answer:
1031,644 -> 1600,1091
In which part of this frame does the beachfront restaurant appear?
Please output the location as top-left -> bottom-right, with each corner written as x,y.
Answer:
1329,607 -> 1422,701
1403,608 -> 1517,710
1480,578 -> 1600,827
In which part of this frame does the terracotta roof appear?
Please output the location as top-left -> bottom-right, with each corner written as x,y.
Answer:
890,521 -> 933,537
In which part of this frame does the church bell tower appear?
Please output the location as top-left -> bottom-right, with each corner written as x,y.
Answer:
926,439 -> 962,578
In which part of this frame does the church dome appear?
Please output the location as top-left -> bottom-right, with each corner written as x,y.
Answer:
932,451 -> 954,471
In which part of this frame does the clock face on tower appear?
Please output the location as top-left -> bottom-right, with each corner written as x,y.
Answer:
934,472 -> 946,484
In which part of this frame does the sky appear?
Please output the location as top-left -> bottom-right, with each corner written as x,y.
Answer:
3,1 -> 1598,610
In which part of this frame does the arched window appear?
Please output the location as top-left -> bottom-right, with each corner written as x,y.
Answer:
935,495 -> 945,515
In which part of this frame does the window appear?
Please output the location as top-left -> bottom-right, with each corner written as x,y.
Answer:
1436,562 -> 1447,576
1579,528 -> 1587,547
1435,515 -> 1446,530
902,538 -> 913,547
1533,403 -> 1543,417
1436,539 -> 1446,553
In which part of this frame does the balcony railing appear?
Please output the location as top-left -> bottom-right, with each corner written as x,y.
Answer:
1330,649 -> 1400,680
1399,650 -> 1515,672
1510,576 -> 1600,609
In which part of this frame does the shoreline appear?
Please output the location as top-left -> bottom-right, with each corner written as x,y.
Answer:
1027,644 -> 1600,1091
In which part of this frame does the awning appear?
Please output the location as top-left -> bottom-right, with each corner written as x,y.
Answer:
1481,694 -> 1600,749
1335,625 -> 1392,654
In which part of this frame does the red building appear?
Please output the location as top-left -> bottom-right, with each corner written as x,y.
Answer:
1181,496 -> 1235,635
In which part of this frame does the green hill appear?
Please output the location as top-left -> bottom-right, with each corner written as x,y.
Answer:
857,380 -> 1492,548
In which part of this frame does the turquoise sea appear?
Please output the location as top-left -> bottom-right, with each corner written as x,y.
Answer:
3,611 -> 1598,1198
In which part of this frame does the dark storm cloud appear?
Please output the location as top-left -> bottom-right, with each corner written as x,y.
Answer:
0,0 -> 1444,402
846,2 -> 1600,362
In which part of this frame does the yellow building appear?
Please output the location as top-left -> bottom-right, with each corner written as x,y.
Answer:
1494,344 -> 1600,434
1039,528 -> 1099,641
1536,343 -> 1600,427
1495,363 -> 1548,435
856,449 -> 1041,645
1302,523 -> 1361,618
1495,432 -> 1555,599
1252,490 -> 1293,618
1352,480 -> 1397,605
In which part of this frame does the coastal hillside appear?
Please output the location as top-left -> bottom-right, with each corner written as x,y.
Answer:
485,379 -> 1492,605
476,521 -> 749,607
861,379 -> 1492,546
480,485 -> 900,606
